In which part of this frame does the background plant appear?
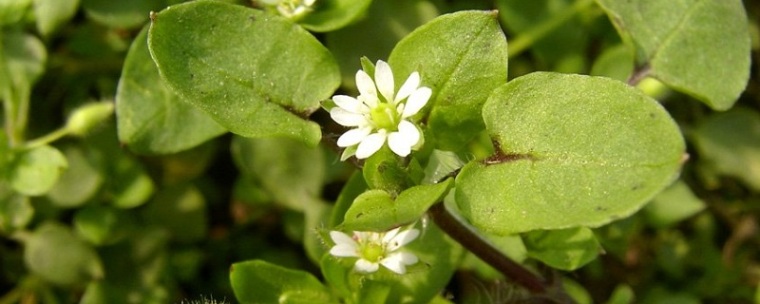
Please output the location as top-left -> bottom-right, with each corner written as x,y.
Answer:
0,0 -> 758,303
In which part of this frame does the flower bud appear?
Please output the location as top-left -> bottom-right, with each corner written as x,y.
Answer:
66,102 -> 114,136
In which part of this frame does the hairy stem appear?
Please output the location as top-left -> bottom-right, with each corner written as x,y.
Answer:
427,202 -> 548,294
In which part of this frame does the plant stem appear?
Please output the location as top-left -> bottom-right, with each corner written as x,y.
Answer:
427,202 -> 548,294
23,127 -> 70,150
507,0 -> 595,59
627,64 -> 651,86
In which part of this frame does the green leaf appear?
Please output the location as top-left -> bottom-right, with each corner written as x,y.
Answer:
0,30 -> 46,140
107,154 -> 154,208
299,0 -> 372,32
24,222 -> 104,286
362,146 -> 411,194
33,0 -> 79,37
644,180 -> 705,228
596,0 -> 750,110
74,205 -> 128,245
0,0 -> 32,25
46,145 -> 102,207
326,0 -> 440,91
328,171 -> 367,227
422,149 -> 465,184
590,44 -> 634,82
143,184 -> 207,243
230,260 -> 332,304
232,136 -> 324,211
148,1 -> 340,146
82,0 -> 164,28
692,107 -> 760,191
388,10 -> 508,150
523,227 -> 601,271
343,179 -> 453,231
456,72 -> 685,234
0,184 -> 33,232
117,26 -> 226,154
8,145 -> 67,196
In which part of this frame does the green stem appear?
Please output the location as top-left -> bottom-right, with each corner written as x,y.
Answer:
507,0 -> 596,59
23,127 -> 70,150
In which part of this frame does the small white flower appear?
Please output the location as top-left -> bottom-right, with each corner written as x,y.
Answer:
259,0 -> 316,19
330,60 -> 432,159
329,227 -> 420,274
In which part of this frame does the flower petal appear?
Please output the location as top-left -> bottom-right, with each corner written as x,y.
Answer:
397,252 -> 419,265
332,95 -> 364,113
330,231 -> 357,247
356,131 -> 387,159
337,127 -> 372,147
330,108 -> 368,127
388,120 -> 420,157
330,244 -> 359,257
356,70 -> 377,100
388,132 -> 412,157
354,259 -> 380,273
380,252 -> 417,274
401,87 -> 431,118
394,72 -> 420,104
387,228 -> 420,251
381,227 -> 402,244
375,60 -> 395,103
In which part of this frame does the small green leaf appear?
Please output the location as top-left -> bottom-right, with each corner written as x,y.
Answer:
362,146 -> 410,194
8,145 -> 67,196
117,26 -> 226,154
692,107 -> 760,191
33,0 -> 79,37
47,145 -> 102,207
299,0 -> 372,32
148,1 -> 340,146
523,227 -> 601,271
232,136 -> 325,211
24,222 -> 104,286
456,72 -> 685,234
82,0 -> 163,28
230,260 -> 332,304
107,155 -> 154,208
343,179 -> 453,231
590,44 -> 634,82
0,185 -> 33,232
388,10 -> 508,150
0,30 -> 46,140
74,205 -> 128,245
644,180 -> 705,228
596,0 -> 750,110
422,149 -> 465,184
0,0 -> 32,25
143,184 -> 207,243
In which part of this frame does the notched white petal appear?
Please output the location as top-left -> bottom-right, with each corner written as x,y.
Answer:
332,95 -> 363,113
330,244 -> 359,257
397,120 -> 421,146
395,72 -> 420,103
330,231 -> 357,246
337,127 -> 372,147
356,70 -> 377,98
356,132 -> 387,159
375,60 -> 395,103
397,252 -> 419,265
355,259 -> 379,273
388,228 -> 420,251
388,132 -> 412,157
380,254 -> 407,274
381,227 -> 401,244
402,87 -> 432,118
330,108 -> 368,127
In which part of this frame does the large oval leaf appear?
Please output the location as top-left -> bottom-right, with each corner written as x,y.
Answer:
148,1 -> 340,146
117,26 -> 226,154
388,10 -> 508,150
456,72 -> 685,234
596,0 -> 750,110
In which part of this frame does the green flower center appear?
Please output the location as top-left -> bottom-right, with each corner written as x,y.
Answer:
370,103 -> 399,131
360,243 -> 385,263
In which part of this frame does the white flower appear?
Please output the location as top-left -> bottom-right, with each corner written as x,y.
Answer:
259,0 -> 316,19
330,60 -> 432,159
329,227 -> 420,274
